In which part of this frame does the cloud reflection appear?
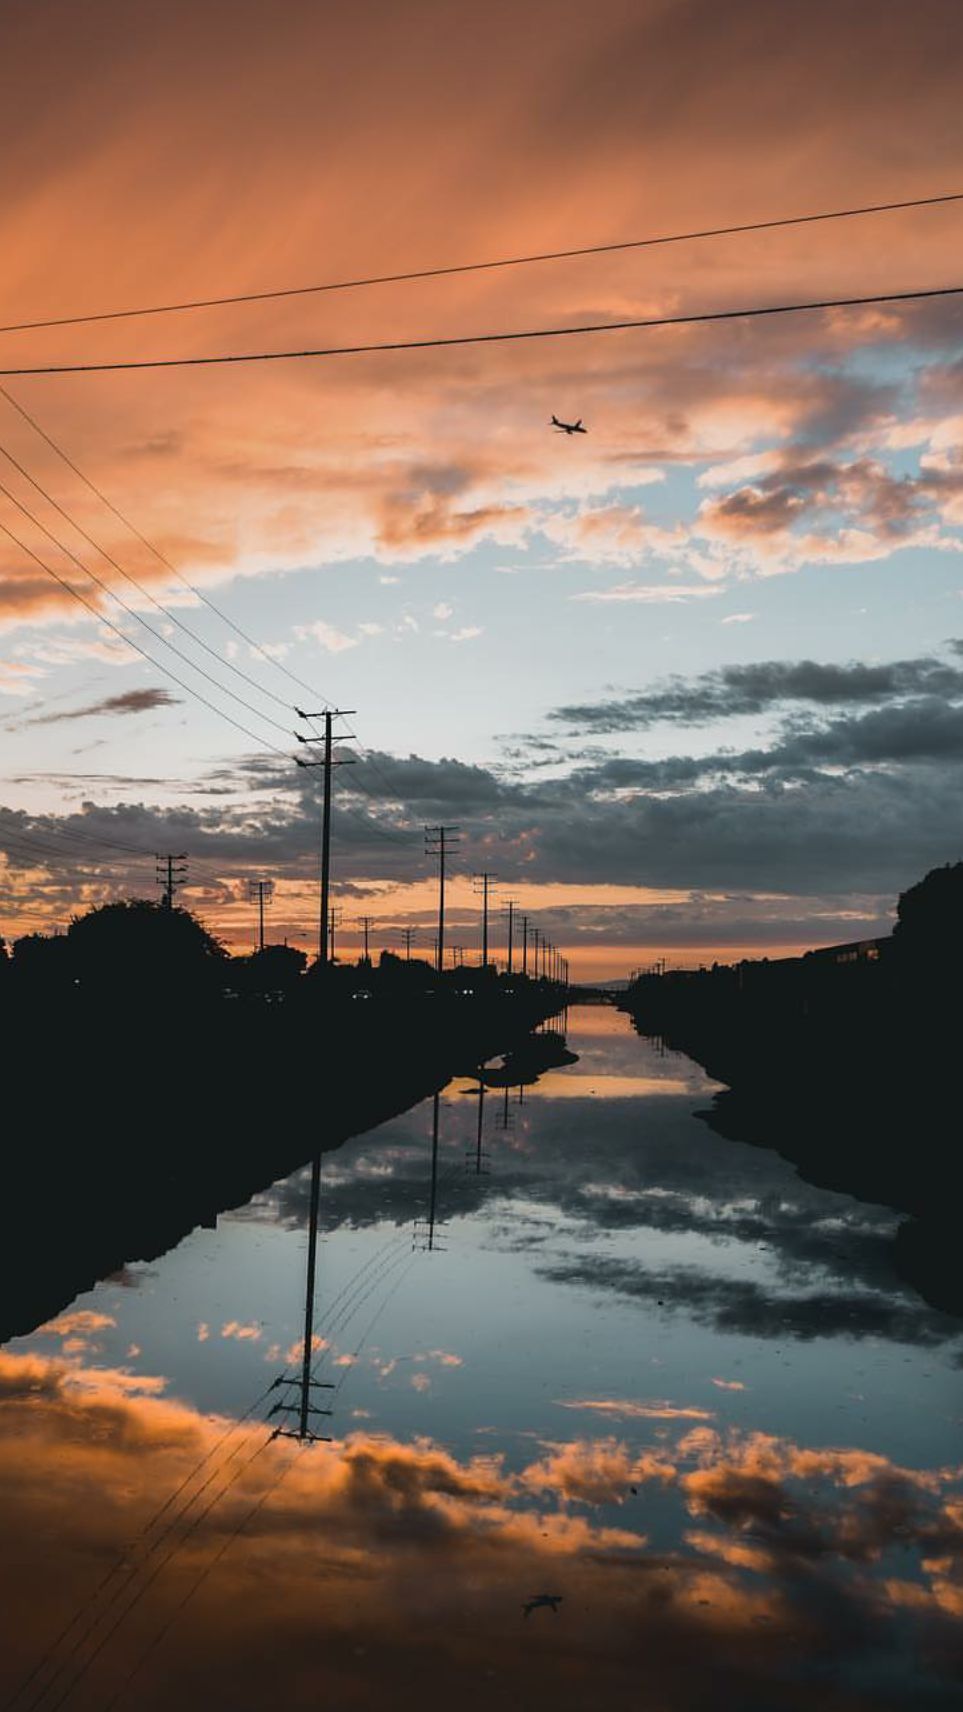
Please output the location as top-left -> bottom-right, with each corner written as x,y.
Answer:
0,1349 -> 960,1710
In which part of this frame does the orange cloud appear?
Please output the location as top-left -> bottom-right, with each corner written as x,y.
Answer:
0,1349 -> 960,1710
556,1398 -> 714,1421
0,0 -> 961,647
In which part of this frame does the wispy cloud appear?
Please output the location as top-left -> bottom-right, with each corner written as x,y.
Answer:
25,688 -> 179,726
572,583 -> 727,605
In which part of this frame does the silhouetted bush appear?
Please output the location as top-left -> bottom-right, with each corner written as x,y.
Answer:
894,861 -> 963,968
10,931 -> 74,993
235,942 -> 308,995
66,899 -> 227,999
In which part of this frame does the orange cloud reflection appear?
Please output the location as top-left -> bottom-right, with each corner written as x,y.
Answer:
0,1350 -> 960,1709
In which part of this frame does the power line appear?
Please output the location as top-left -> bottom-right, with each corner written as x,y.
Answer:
1,190 -> 960,336
0,283 -> 960,377
0,390 -> 427,832
0,515 -> 289,755
0,425 -> 313,725
0,1378 -> 290,1712
0,385 -> 337,715
0,469 -> 298,743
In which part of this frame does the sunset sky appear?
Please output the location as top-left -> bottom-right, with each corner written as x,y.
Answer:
2,0 -> 963,975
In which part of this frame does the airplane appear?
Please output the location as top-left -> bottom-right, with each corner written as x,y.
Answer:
522,1594 -> 564,1618
551,414 -> 586,435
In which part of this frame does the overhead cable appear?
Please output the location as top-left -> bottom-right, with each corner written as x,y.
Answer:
0,190 -> 959,336
0,284 -> 960,377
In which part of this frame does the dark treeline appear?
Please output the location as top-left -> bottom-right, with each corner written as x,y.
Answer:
0,897 -> 562,1007
619,862 -> 962,1315
0,899 -> 566,1341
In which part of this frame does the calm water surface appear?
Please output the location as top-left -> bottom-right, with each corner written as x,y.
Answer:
3,1006 -> 961,1710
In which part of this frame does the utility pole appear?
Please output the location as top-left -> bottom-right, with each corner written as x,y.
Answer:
531,926 -> 541,978
328,906 -> 343,964
155,853 -> 187,910
472,871 -> 496,968
400,925 -> 416,961
247,878 -> 275,952
268,1152 -> 335,1443
414,1094 -> 445,1252
357,914 -> 373,964
294,708 -> 356,965
425,825 -> 460,974
469,1077 -> 489,1175
504,898 -> 517,976
428,1094 -> 441,1249
520,914 -> 530,977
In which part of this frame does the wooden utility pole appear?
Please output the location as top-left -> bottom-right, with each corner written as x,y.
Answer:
505,898 -> 517,976
247,877 -> 275,951
472,871 -> 496,968
155,852 -> 187,910
328,906 -> 343,964
357,914 -> 373,963
425,825 -> 459,973
294,707 -> 355,964
269,1153 -> 335,1443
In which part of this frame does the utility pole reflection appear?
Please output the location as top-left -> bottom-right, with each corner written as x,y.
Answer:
270,1152 -> 335,1443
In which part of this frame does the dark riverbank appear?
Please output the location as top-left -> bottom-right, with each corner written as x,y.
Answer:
1,978 -> 564,1343
618,951 -> 961,1315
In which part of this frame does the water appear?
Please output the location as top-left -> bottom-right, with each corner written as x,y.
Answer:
2,1005 -> 961,1709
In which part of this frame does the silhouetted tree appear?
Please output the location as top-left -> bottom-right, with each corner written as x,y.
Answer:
66,900 -> 227,999
237,942 -> 307,995
11,931 -> 74,993
893,862 -> 963,969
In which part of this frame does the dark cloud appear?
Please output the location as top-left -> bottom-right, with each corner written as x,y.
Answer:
24,689 -> 180,727
539,1253 -> 960,1345
247,1070 -> 963,1352
549,648 -> 963,733
3,640 -> 963,944
4,731 -> 963,918
699,451 -> 963,552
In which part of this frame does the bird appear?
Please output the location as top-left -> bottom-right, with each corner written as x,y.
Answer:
522,1594 -> 563,1618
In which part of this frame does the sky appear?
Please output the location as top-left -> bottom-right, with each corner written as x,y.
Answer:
1,0 -> 963,975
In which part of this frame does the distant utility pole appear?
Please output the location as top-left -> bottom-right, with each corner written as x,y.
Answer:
504,898 -> 518,976
425,825 -> 460,974
155,852 -> 187,910
531,925 -> 541,978
328,906 -> 343,964
520,914 -> 530,976
472,871 -> 496,968
357,914 -> 374,963
400,925 -> 416,961
452,945 -> 466,968
294,707 -> 356,964
247,878 -> 275,952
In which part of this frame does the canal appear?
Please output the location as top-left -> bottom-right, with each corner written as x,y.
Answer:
2,1005 -> 960,1709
